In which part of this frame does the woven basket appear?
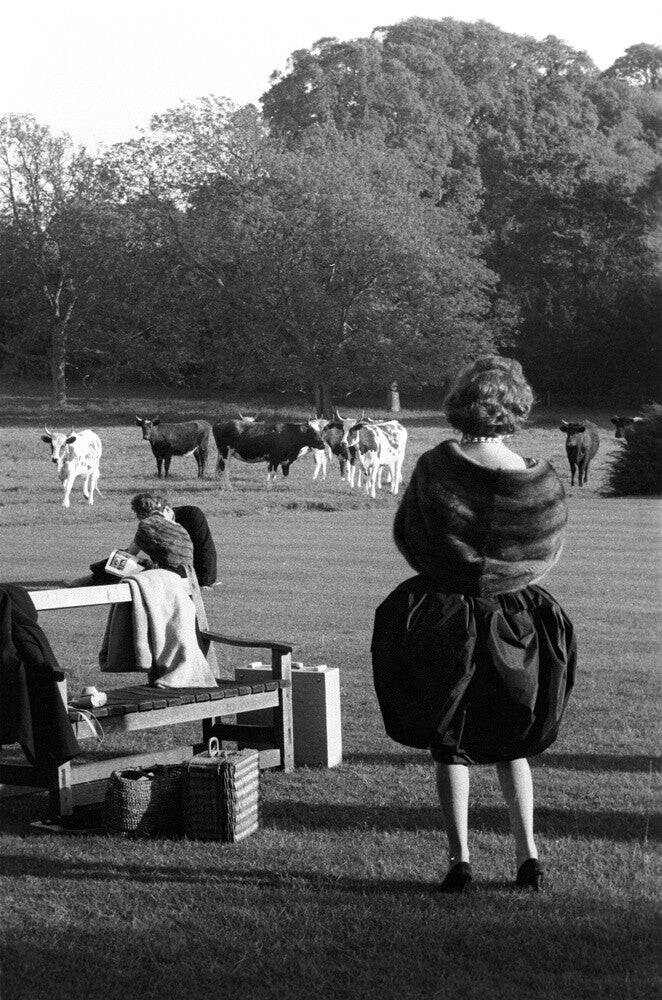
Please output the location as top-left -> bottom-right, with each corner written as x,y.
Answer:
182,739 -> 260,842
101,765 -> 183,837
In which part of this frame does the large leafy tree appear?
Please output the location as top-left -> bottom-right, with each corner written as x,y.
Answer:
604,44 -> 662,90
0,115 -> 91,405
217,131 -> 497,398
261,19 -> 661,396
97,101 -> 498,402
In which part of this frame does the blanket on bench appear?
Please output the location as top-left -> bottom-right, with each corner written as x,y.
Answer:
99,569 -> 217,688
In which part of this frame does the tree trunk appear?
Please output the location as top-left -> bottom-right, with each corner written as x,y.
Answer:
50,319 -> 69,409
314,381 -> 334,419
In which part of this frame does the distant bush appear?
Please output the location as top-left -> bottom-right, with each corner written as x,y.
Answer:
606,404 -> 662,496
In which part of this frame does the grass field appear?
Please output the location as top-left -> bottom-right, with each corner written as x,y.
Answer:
0,386 -> 660,1000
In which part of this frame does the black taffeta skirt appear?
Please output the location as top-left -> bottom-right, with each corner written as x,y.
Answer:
371,579 -> 577,765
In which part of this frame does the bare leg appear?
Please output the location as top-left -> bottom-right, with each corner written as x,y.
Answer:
434,762 -> 471,867
496,758 -> 538,868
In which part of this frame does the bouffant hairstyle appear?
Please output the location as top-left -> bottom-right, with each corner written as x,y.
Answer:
130,491 -> 168,519
443,355 -> 534,437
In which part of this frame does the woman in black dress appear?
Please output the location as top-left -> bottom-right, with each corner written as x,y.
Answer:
372,356 -> 576,893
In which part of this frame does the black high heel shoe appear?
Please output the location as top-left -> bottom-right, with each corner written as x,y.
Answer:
439,862 -> 477,894
515,858 -> 544,891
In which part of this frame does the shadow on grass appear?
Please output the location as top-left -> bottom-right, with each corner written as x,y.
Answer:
3,797 -> 658,843
260,801 -> 660,842
0,888 -> 657,1000
0,853 -> 442,893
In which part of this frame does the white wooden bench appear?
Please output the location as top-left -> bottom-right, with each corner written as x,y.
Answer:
0,583 -> 294,818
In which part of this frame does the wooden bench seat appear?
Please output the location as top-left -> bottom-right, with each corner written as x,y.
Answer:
0,582 -> 294,818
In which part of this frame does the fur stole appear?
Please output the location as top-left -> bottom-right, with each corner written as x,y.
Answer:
393,440 -> 567,597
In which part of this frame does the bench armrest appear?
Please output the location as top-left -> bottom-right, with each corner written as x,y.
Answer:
199,630 -> 293,654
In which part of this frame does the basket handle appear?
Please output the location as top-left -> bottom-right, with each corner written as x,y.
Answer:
207,737 -> 221,757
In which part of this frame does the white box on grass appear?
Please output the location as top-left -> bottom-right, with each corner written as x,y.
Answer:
235,662 -> 342,768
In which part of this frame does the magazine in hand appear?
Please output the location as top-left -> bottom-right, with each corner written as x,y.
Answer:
104,549 -> 146,578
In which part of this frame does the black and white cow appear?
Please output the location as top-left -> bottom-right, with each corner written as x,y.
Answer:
135,417 -> 212,478
346,417 -> 408,494
302,417 -> 331,480
344,420 -> 407,499
320,412 -> 360,480
212,419 -> 325,487
41,427 -> 102,507
559,420 -> 600,486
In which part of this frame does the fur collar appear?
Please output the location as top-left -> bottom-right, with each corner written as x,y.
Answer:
393,439 -> 567,597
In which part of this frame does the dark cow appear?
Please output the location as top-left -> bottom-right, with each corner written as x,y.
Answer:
559,420 -> 600,486
321,412 -> 361,480
135,416 -> 212,478
611,415 -> 644,440
212,419 -> 324,487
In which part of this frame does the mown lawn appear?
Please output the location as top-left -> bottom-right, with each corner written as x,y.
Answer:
0,387 -> 660,1000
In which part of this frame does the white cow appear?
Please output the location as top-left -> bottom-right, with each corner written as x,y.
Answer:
345,421 -> 405,499
41,427 -> 103,507
367,419 -> 408,493
345,418 -> 407,496
300,418 -> 331,480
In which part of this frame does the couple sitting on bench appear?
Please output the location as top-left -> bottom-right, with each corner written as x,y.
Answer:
68,492 -> 222,688
68,491 -> 218,589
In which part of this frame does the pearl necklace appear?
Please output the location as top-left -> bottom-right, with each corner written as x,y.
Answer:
461,435 -> 504,444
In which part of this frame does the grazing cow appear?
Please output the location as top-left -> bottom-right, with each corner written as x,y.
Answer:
41,427 -> 102,508
559,420 -> 600,486
212,419 -> 325,487
135,417 -> 212,478
345,421 -> 403,499
611,415 -> 644,440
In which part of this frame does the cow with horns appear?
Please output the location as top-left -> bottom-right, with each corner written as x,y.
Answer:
41,427 -> 103,508
135,417 -> 212,479
320,411 -> 361,481
345,418 -> 408,498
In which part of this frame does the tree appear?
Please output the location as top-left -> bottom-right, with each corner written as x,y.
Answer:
0,114 -> 91,406
604,44 -> 662,90
209,131 -> 497,397
260,19 -> 661,396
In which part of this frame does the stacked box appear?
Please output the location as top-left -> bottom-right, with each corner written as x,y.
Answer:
235,662 -> 343,768
182,741 -> 259,842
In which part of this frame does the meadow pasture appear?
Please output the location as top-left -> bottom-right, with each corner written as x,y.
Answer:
0,386 -> 660,1000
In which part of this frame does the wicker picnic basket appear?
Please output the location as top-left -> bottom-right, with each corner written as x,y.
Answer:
182,738 -> 260,842
101,764 -> 183,837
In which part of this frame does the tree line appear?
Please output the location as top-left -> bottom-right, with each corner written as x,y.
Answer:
1,18 -> 660,409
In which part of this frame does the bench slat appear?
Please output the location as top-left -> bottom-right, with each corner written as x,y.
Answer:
67,681 -> 288,719
29,584 -> 134,610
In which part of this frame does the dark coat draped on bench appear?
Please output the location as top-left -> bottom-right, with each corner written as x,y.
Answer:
0,585 -> 80,768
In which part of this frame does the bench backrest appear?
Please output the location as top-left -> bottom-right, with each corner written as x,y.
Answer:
28,579 -> 219,675
29,581 -> 190,612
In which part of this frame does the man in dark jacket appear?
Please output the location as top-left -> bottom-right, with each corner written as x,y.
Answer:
68,494 -> 218,588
